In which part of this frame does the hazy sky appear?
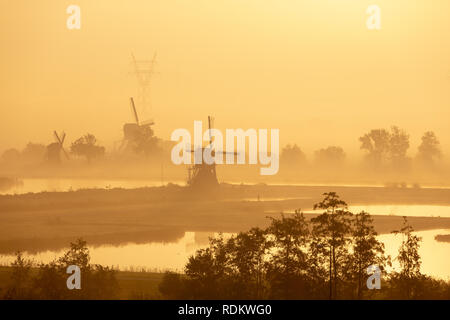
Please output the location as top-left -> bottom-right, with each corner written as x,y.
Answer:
1,0 -> 449,157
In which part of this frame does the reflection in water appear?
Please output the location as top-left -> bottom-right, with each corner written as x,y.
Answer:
0,232 -> 230,272
0,230 -> 448,279
0,228 -> 186,255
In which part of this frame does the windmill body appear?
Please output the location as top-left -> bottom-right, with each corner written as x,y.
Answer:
187,147 -> 220,189
120,97 -> 156,154
186,116 -> 237,190
46,142 -> 62,163
46,131 -> 69,164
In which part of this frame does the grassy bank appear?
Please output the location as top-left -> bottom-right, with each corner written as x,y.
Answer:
0,266 -> 164,300
1,184 -> 450,254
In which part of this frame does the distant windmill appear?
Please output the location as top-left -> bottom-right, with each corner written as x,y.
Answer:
186,116 -> 238,189
46,131 -> 69,163
119,97 -> 155,152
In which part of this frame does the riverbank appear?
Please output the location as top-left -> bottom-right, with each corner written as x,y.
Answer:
1,184 -> 450,254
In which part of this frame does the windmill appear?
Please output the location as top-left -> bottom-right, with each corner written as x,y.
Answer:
46,131 -> 69,163
120,97 -> 156,153
186,116 -> 238,189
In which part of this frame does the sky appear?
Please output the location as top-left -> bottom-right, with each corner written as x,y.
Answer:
1,0 -> 449,157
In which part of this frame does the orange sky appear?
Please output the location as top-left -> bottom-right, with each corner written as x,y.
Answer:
1,0 -> 449,157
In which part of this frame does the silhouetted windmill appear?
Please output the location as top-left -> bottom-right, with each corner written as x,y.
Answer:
119,97 -> 155,152
186,116 -> 238,189
46,131 -> 69,163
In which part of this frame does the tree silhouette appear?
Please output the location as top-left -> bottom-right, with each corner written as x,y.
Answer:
3,239 -> 119,300
133,126 -> 161,157
350,211 -> 388,299
32,261 -> 67,299
314,146 -> 346,167
58,238 -> 90,269
1,148 -> 21,164
359,129 -> 390,169
157,193 -> 448,300
280,144 -> 307,167
3,252 -> 34,299
359,126 -> 410,170
266,211 -> 310,299
184,235 -> 232,299
390,217 -> 422,299
21,142 -> 46,163
394,217 -> 422,278
417,131 -> 442,166
70,134 -> 105,163
389,126 -> 410,170
311,192 -> 353,299
227,228 -> 269,299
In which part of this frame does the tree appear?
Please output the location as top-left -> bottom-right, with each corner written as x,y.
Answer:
280,144 -> 307,167
57,238 -> 90,269
70,134 -> 105,163
32,261 -> 67,299
310,192 -> 353,299
350,211 -> 388,299
3,252 -> 34,299
359,129 -> 391,168
314,146 -> 346,167
417,131 -> 442,165
133,126 -> 161,156
389,126 -> 410,169
184,235 -> 232,299
1,148 -> 21,164
227,228 -> 269,299
55,239 -> 118,299
359,126 -> 410,170
394,217 -> 422,278
3,239 -> 119,300
265,212 -> 311,299
159,192 -> 450,300
390,217 -> 422,299
21,142 -> 46,163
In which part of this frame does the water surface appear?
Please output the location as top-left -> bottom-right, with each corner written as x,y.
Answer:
1,229 -> 448,280
303,205 -> 450,218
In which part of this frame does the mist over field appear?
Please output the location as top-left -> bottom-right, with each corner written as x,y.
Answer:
0,0 -> 450,301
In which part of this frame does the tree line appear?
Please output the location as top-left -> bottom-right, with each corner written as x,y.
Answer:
159,192 -> 450,300
1,128 -> 163,165
1,134 -> 106,165
2,239 -> 119,299
281,127 -> 442,171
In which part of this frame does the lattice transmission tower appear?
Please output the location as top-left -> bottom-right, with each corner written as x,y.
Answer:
130,52 -> 158,113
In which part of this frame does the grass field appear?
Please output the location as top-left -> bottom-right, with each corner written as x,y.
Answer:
0,266 -> 165,300
1,184 -> 450,254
